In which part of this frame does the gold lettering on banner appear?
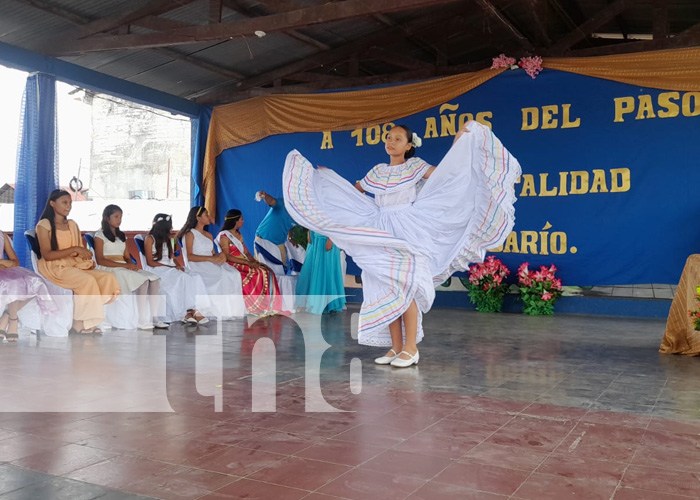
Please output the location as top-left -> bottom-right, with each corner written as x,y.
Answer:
521,104 -> 581,130
320,131 -> 334,150
425,103 -> 493,139
490,222 -> 577,255
348,122 -> 395,147
517,168 -> 631,197
614,91 -> 700,122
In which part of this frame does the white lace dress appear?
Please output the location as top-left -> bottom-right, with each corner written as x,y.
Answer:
186,229 -> 246,318
145,240 -> 210,322
94,230 -> 159,293
283,122 -> 521,346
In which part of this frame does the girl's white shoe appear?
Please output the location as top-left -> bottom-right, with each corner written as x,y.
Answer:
390,350 -> 419,368
374,348 -> 400,365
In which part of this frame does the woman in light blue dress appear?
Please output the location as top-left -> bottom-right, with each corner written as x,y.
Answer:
295,231 -> 346,314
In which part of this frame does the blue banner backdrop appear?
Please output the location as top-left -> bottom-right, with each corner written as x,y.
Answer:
214,68 -> 700,286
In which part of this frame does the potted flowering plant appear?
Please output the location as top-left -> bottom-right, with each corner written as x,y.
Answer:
467,255 -> 510,312
517,263 -> 563,315
687,286 -> 700,330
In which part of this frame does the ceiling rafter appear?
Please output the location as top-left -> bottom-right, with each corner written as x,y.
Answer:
15,0 -> 245,80
570,21 -> 700,56
72,0 -> 202,41
474,0 -> 534,51
372,13 -> 447,63
212,59 -> 492,102
604,0 -> 630,39
652,0 -> 669,40
189,9 -> 460,103
221,0 -> 330,51
45,0 -> 463,55
209,0 -> 223,24
549,0 -> 633,54
367,46 -> 435,71
526,0 -> 552,47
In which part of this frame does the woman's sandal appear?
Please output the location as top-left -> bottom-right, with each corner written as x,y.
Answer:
69,327 -> 103,335
0,311 -> 8,340
6,317 -> 19,343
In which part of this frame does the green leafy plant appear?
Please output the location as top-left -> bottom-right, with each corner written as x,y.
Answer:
517,262 -> 563,315
467,255 -> 510,313
289,225 -> 309,249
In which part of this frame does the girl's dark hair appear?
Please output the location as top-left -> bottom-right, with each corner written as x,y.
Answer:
101,204 -> 126,243
148,213 -> 173,261
221,209 -> 242,232
176,206 -> 205,241
394,124 -> 416,160
39,189 -> 72,251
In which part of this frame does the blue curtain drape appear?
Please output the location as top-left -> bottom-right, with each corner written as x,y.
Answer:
190,106 -> 212,208
13,73 -> 59,268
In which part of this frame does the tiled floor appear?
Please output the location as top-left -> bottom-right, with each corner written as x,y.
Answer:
1,304 -> 699,499
581,284 -> 677,300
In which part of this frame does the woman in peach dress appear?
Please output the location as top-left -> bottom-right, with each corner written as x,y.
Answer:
36,189 -> 120,334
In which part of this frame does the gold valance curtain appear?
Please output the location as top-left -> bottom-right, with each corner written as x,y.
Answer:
203,46 -> 700,216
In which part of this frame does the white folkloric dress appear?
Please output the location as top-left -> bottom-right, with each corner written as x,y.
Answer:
283,122 -> 521,347
186,229 -> 246,318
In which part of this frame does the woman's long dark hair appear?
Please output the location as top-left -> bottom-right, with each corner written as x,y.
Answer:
393,124 -> 416,160
176,206 -> 205,241
101,205 -> 126,243
148,213 -> 173,261
39,189 -> 72,251
220,209 -> 242,232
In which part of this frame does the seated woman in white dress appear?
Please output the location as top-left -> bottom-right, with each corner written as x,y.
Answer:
94,205 -> 167,330
144,213 -> 209,325
177,206 -> 245,319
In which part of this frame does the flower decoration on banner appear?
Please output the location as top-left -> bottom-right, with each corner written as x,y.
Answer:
466,255 -> 511,313
518,56 -> 543,79
491,53 -> 517,70
687,285 -> 700,331
517,262 -> 563,315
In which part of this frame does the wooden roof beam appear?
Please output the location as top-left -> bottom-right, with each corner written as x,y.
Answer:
653,0 -> 669,40
367,46 -> 435,71
526,0 -> 552,47
74,0 -> 202,40
549,0 -> 633,54
190,10 -> 458,103
474,0 -> 534,51
210,0 -> 223,24
570,21 -> 700,56
16,0 -> 245,81
212,58 -> 492,103
47,0 -> 463,55
222,0 -> 330,50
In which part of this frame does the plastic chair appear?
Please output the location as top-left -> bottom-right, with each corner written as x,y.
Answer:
133,234 -> 149,269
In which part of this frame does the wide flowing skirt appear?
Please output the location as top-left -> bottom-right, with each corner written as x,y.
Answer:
283,122 -> 521,346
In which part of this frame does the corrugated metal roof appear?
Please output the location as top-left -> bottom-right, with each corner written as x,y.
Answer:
2,0 -> 700,105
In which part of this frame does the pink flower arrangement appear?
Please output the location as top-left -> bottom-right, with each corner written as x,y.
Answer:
491,53 -> 516,70
467,255 -> 510,312
518,56 -> 543,79
688,286 -> 700,330
517,262 -> 563,315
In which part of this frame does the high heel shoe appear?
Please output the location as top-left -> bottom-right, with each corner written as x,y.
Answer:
374,348 -> 400,365
390,350 -> 419,368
